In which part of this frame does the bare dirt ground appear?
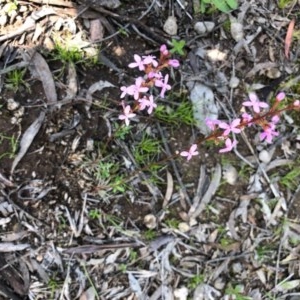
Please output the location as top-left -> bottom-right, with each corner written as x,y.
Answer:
1,0 -> 300,299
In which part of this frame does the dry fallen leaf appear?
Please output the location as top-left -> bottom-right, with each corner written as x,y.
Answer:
25,50 -> 57,105
285,19 -> 295,59
0,242 -> 30,252
79,287 -> 96,300
11,111 -> 46,174
90,18 -> 104,42
163,171 -> 173,208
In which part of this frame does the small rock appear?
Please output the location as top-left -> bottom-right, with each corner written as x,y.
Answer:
230,18 -> 244,42
214,278 -> 225,290
0,14 -> 7,26
229,76 -> 240,88
144,214 -> 157,229
189,218 -> 198,227
19,5 -> 28,12
232,262 -> 242,273
6,98 -> 20,111
174,286 -> 188,300
259,149 -> 271,164
194,21 -> 215,35
99,0 -> 121,9
10,116 -> 19,124
187,82 -> 218,135
14,107 -> 24,118
178,222 -> 190,233
206,49 -> 227,61
86,138 -> 94,151
163,16 -> 178,35
223,164 -> 238,185
265,68 -> 281,79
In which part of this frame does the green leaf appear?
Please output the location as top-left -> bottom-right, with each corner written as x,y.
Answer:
226,0 -> 238,9
170,39 -> 186,56
279,280 -> 300,291
211,0 -> 237,12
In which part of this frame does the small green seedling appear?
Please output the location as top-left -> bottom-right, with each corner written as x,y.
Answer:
53,43 -> 83,64
89,209 -> 101,220
129,249 -> 138,262
279,165 -> 300,190
118,27 -> 129,37
154,100 -> 195,126
110,175 -> 127,193
165,218 -> 180,229
200,0 -> 238,13
170,39 -> 186,56
188,274 -> 205,289
278,0 -> 294,9
3,0 -> 18,15
0,134 -> 18,161
96,161 -> 115,180
114,123 -> 132,140
144,229 -> 157,241
225,284 -> 252,300
133,133 -> 161,165
5,69 -> 29,91
48,277 -> 60,299
118,264 -> 127,273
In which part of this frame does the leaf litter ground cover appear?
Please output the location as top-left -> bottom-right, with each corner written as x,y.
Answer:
1,0 -> 300,299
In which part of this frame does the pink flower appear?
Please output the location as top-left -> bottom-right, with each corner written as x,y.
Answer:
168,59 -> 180,68
155,74 -> 171,98
219,118 -> 241,136
120,85 -> 135,98
142,55 -> 158,67
138,96 -> 149,111
276,92 -> 285,102
138,95 -> 157,114
294,100 -> 300,107
271,115 -> 280,124
260,124 -> 279,143
130,77 -> 149,100
241,112 -> 253,126
219,138 -> 237,153
205,118 -> 221,131
128,54 -> 146,71
160,44 -> 169,56
243,93 -> 269,113
119,105 -> 136,126
180,144 -> 199,161
148,71 -> 163,80
146,95 -> 157,114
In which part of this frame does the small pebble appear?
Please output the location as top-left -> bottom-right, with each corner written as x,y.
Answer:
6,98 -> 20,111
259,149 -> 271,164
174,286 -> 188,300
178,222 -> 190,233
14,107 -> 24,118
223,164 -> 238,185
230,18 -> 244,42
163,16 -> 178,35
214,278 -> 225,290
19,5 -> 28,12
0,14 -> 7,26
194,21 -> 215,35
144,214 -> 157,229
232,262 -> 242,273
229,76 -> 240,88
266,68 -> 281,79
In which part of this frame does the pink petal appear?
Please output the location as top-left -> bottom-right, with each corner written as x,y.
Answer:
180,151 -> 190,157
276,92 -> 285,101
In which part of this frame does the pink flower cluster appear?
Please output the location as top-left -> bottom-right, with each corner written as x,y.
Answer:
180,92 -> 300,161
118,45 -> 180,126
